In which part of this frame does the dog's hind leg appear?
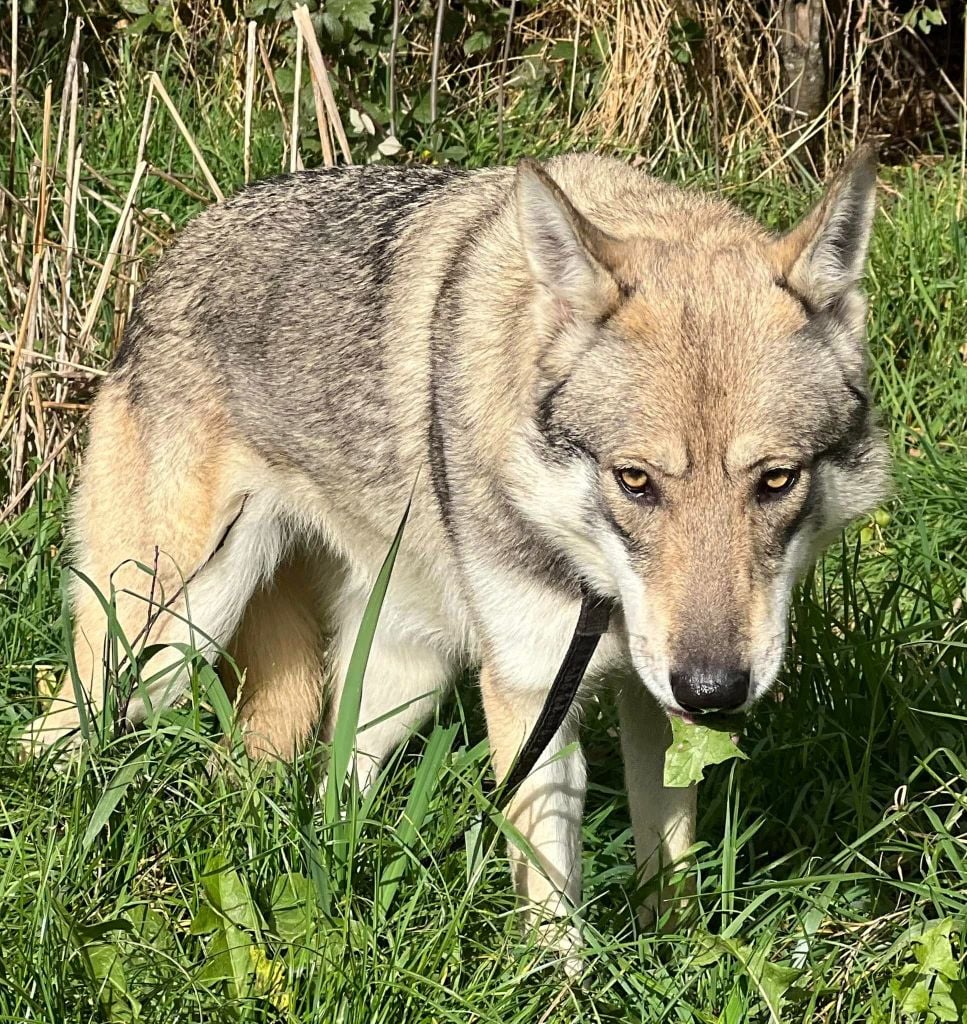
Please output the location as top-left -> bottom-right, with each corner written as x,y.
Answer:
222,551 -> 326,760
22,383 -> 281,753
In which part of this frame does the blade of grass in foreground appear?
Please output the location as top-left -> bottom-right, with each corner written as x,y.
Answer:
376,721 -> 458,920
324,493 -> 412,825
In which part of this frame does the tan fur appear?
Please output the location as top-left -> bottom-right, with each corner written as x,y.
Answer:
222,554 -> 324,759
26,384 -> 264,749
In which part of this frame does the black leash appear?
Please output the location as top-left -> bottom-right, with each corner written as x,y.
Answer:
498,587 -> 614,798
440,586 -> 614,861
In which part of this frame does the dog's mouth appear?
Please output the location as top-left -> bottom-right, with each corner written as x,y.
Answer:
665,705 -> 745,736
666,706 -> 697,726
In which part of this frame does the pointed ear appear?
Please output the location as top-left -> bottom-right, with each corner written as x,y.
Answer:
516,159 -> 620,320
774,145 -> 877,313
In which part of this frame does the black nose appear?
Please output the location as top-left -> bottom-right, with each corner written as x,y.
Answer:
670,666 -> 749,714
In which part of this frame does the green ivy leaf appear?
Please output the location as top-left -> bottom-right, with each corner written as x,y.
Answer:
663,716 -> 747,787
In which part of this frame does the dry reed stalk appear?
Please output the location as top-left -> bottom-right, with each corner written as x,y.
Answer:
257,31 -> 290,168
58,146 -> 82,368
0,251 -> 43,432
293,5 -> 353,164
497,0 -> 517,157
289,8 -> 334,167
430,0 -> 446,126
388,0 -> 401,137
33,84 -> 52,260
77,161 -> 148,351
1,418 -> 86,522
244,20 -> 257,184
960,14 -> 966,219
0,343 -> 107,376
150,73 -> 225,202
6,0 -> 18,238
290,19 -> 304,172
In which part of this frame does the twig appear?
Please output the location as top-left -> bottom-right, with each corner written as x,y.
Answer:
290,19 -> 304,172
6,0 -> 18,241
293,6 -> 352,164
54,19 -> 82,171
257,31 -> 290,161
0,417 -> 86,522
0,250 -> 43,430
567,2 -> 581,125
497,0 -> 518,158
77,160 -> 148,349
150,73 -> 225,202
0,342 -> 106,375
244,20 -> 257,184
33,83 -> 52,259
388,0 -> 400,138
430,0 -> 445,126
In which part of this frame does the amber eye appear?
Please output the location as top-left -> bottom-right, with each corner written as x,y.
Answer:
616,466 -> 652,497
758,467 -> 800,501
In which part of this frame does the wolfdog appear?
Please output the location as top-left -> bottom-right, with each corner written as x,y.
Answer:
25,149 -> 889,949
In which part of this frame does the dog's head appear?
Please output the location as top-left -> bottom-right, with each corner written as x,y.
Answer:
515,151 -> 890,716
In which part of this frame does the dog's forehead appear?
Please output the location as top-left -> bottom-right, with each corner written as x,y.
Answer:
599,251 -> 850,458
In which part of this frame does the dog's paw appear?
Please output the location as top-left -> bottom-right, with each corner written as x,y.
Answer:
534,918 -> 588,979
17,715 -> 84,764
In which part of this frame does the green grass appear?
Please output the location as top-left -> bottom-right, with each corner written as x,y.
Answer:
2,30 -> 967,1024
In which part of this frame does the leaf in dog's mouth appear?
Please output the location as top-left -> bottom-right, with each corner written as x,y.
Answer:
663,716 -> 748,787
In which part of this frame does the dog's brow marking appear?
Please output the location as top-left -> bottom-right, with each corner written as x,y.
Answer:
726,437 -> 803,477
617,451 -> 689,478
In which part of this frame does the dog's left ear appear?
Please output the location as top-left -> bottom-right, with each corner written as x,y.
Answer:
774,145 -> 877,314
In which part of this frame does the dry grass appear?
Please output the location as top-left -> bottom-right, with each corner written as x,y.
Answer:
0,6 -> 356,522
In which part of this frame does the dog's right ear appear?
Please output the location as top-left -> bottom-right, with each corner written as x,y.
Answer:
516,159 -> 621,324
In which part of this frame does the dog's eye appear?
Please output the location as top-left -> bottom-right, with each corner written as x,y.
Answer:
616,466 -> 652,498
758,467 -> 799,501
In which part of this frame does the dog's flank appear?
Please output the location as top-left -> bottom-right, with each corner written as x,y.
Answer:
26,151 -> 889,958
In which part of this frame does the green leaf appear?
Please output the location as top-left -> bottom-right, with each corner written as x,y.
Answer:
759,959 -> 804,1018
83,941 -> 141,1022
464,30 -> 491,55
715,938 -> 803,1022
377,723 -> 457,918
196,923 -> 252,994
270,872 -> 315,943
189,903 -> 221,936
200,853 -> 259,932
915,919 -> 960,981
327,0 -> 375,33
663,716 -> 747,787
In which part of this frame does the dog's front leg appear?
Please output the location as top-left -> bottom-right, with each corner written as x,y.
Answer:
617,679 -> 696,927
479,663 -> 586,957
